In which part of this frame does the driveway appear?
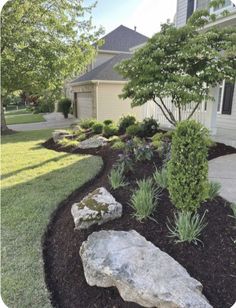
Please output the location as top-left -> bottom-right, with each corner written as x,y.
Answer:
8,112 -> 79,131
209,154 -> 236,203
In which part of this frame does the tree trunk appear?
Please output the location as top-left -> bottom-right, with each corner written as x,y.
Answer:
1,97 -> 12,134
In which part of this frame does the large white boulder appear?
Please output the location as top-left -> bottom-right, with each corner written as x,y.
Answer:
77,136 -> 108,149
80,230 -> 212,308
71,188 -> 122,230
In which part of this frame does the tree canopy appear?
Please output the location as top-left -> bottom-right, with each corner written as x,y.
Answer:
116,7 -> 236,125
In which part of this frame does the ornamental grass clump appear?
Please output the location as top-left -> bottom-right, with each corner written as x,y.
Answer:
108,165 -> 127,190
153,167 -> 168,189
167,120 -> 210,213
208,181 -> 221,201
167,211 -> 207,245
130,178 -> 160,222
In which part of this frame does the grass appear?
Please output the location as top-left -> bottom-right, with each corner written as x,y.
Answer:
5,108 -> 31,116
6,113 -> 45,125
1,129 -> 103,307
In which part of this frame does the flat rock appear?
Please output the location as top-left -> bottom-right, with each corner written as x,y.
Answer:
52,130 -> 72,143
77,136 -> 108,149
71,188 -> 122,230
80,230 -> 212,308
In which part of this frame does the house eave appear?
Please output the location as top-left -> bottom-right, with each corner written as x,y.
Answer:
71,80 -> 128,87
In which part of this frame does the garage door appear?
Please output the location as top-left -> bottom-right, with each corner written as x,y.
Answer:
77,92 -> 93,119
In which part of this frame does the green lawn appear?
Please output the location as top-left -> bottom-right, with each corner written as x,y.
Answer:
1,129 -> 103,307
5,109 -> 31,116
6,113 -> 45,125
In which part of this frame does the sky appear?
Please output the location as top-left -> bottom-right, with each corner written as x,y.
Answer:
85,0 -> 177,38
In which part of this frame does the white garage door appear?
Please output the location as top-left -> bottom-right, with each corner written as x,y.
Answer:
77,92 -> 93,119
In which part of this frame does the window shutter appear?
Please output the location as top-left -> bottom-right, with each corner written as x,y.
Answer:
187,0 -> 195,20
222,82 -> 234,115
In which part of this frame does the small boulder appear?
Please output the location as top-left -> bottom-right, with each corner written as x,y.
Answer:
71,188 -> 122,230
80,230 -> 212,308
77,136 -> 108,149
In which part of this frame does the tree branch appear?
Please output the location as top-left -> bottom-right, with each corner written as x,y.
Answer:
187,102 -> 201,120
159,96 -> 177,124
153,97 -> 176,126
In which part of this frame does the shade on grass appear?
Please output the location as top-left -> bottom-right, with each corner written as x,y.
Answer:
6,113 -> 45,125
1,129 -> 103,307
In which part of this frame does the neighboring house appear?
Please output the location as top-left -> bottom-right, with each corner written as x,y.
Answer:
144,0 -> 236,146
70,25 -> 148,121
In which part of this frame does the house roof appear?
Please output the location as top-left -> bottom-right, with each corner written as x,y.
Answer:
71,53 -> 132,84
97,25 -> 148,52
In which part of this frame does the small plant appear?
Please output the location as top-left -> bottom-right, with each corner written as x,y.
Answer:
167,211 -> 207,245
208,181 -> 221,201
153,167 -> 168,189
130,178 -> 160,222
140,117 -> 159,137
103,119 -> 113,125
133,144 -> 153,162
116,153 -> 134,173
58,137 -> 79,147
80,118 -> 96,129
103,123 -> 119,138
126,123 -> 143,137
158,140 -> 172,166
118,115 -> 136,134
92,122 -> 104,134
229,203 -> 236,219
111,140 -> 126,150
77,133 -> 86,141
108,165 -> 127,190
58,98 -> 72,118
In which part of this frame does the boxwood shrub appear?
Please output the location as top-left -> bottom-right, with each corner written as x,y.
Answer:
118,115 -> 136,134
92,122 -> 104,134
58,98 -> 71,118
126,123 -> 143,137
167,120 -> 209,212
103,123 -> 119,138
140,117 -> 159,137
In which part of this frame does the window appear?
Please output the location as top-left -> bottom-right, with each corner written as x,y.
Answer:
217,81 -> 235,115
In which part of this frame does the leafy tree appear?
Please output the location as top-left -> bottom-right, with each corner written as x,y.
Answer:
116,6 -> 236,126
1,0 -> 103,132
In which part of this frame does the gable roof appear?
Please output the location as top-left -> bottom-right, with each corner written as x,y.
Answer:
98,25 -> 148,52
71,53 -> 132,84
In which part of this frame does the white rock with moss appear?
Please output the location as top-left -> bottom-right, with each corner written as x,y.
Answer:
80,230 -> 212,308
71,188 -> 122,229
77,136 -> 108,149
52,130 -> 72,143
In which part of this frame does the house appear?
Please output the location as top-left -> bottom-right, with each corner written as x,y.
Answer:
144,0 -> 236,146
70,25 -> 148,122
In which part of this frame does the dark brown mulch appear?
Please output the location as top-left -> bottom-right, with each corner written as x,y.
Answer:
42,139 -> 236,308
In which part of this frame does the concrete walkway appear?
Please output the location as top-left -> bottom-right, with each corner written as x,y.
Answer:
8,112 -> 79,131
209,154 -> 236,203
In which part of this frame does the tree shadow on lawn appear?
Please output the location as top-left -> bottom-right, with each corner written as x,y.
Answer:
1,130 -> 53,145
1,155 -> 102,308
2,153 -> 70,180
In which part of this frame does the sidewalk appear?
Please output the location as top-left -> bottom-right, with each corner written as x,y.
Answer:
8,112 -> 79,131
209,154 -> 236,203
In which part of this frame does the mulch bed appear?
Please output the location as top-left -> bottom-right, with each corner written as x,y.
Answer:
42,138 -> 236,308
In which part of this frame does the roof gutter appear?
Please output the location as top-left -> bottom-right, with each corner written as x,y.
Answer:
71,80 -> 128,87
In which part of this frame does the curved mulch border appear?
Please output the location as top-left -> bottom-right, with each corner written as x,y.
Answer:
42,139 -> 236,308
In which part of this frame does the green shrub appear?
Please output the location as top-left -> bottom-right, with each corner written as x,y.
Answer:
111,140 -> 126,150
130,178 -> 160,221
58,98 -> 72,118
118,115 -> 136,134
208,181 -> 221,200
92,122 -> 104,134
103,123 -> 119,138
103,119 -> 113,125
153,167 -> 168,189
140,117 -> 159,137
108,136 -> 120,143
230,203 -> 236,219
116,154 -> 134,173
126,123 -> 143,137
167,120 -> 209,212
35,100 -> 54,113
77,133 -> 86,141
80,118 -> 96,129
167,211 -> 207,245
108,165 -> 127,190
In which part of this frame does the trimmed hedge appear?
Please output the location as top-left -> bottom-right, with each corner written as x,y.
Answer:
167,120 -> 209,212
58,98 -> 71,118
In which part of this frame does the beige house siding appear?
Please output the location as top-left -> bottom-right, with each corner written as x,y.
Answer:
175,0 -> 188,28
97,83 -> 142,122
93,52 -> 117,69
216,83 -> 236,133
